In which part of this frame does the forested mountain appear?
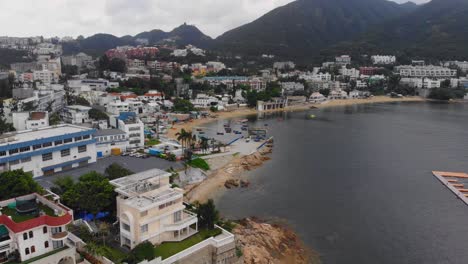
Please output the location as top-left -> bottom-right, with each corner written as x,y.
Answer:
215,0 -> 417,59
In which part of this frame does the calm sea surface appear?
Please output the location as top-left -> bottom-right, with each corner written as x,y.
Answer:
216,102 -> 468,264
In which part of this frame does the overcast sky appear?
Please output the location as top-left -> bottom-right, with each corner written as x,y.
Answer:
1,0 -> 431,39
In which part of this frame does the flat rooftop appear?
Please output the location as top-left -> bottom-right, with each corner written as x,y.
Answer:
110,168 -> 171,197
0,124 -> 93,145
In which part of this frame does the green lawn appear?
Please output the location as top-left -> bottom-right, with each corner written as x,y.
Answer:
187,158 -> 210,171
154,228 -> 222,259
100,245 -> 128,264
1,203 -> 56,223
145,138 -> 161,146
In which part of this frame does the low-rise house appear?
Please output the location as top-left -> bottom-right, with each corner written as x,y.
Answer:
12,111 -> 49,132
191,94 -> 219,108
61,105 -> 92,124
0,193 -> 76,263
257,98 -> 288,111
309,92 -> 327,103
328,90 -> 348,100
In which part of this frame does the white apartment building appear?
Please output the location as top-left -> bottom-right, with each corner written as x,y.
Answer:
300,72 -> 332,82
68,79 -> 119,92
335,55 -> 351,65
273,61 -> 295,70
62,53 -> 93,68
12,112 -> 49,132
0,193 -> 76,264
95,129 -> 128,158
400,78 -> 441,89
61,105 -> 92,124
371,55 -> 396,65
110,113 -> 145,149
127,59 -> 146,68
110,169 -> 199,249
33,70 -> 58,84
396,66 -> 457,78
339,67 -> 360,78
0,124 -> 97,177
356,80 -> 368,89
280,82 -> 305,95
206,61 -> 226,72
107,101 -> 130,115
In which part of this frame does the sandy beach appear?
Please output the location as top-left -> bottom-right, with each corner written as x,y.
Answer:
167,96 -> 424,140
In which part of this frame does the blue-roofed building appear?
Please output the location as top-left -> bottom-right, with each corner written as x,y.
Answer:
0,124 -> 97,177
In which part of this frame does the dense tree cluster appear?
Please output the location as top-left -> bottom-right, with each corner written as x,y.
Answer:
0,170 -> 43,200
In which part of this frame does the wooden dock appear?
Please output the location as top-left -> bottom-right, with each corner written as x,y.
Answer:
432,171 -> 468,205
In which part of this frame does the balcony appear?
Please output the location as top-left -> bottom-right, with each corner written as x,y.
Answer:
164,211 -> 198,232
51,231 -> 68,241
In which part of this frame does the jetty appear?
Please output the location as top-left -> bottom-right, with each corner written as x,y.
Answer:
432,171 -> 468,205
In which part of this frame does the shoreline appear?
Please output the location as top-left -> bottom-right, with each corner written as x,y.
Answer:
167,96 -> 425,141
175,96 -> 424,263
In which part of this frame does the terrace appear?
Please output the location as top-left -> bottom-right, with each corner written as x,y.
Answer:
0,202 -> 55,223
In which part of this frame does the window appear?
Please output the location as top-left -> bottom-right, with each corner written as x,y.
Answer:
19,146 -> 30,152
174,211 -> 182,222
83,135 -> 90,140
31,246 -> 35,253
52,240 -> 63,249
54,140 -> 63,146
8,148 -> 18,155
0,151 -> 5,156
44,241 -> 49,248
61,149 -> 70,157
29,231 -> 33,238
9,160 -> 19,166
23,233 -> 28,240
43,226 -> 47,234
25,248 -> 30,255
33,144 -> 42,150
42,153 -> 52,161
122,223 -> 130,231
42,142 -> 52,148
21,157 -> 31,163
63,138 -> 73,144
140,224 -> 148,233
74,136 -> 82,142
78,145 -> 87,153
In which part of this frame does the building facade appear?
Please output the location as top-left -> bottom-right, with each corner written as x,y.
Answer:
110,169 -> 199,249
0,125 -> 97,177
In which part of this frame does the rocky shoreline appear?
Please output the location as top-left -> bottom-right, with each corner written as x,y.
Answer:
234,218 -> 321,264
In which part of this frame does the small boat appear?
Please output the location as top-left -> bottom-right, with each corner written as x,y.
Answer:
308,114 -> 316,119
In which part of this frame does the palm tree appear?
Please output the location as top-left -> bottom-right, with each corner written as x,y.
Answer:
176,129 -> 189,154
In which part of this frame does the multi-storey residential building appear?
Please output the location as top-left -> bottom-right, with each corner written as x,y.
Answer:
339,66 -> 360,78
110,169 -> 199,248
0,125 -> 97,177
95,129 -> 128,158
273,61 -> 295,70
335,55 -> 351,66
33,70 -> 58,84
110,113 -> 144,149
371,55 -> 396,65
68,79 -> 119,92
107,101 -> 130,115
280,82 -> 305,95
61,53 -> 93,68
61,105 -> 92,124
396,66 -> 457,78
359,67 -> 380,76
0,193 -> 76,264
12,112 -> 49,132
11,62 -> 38,73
